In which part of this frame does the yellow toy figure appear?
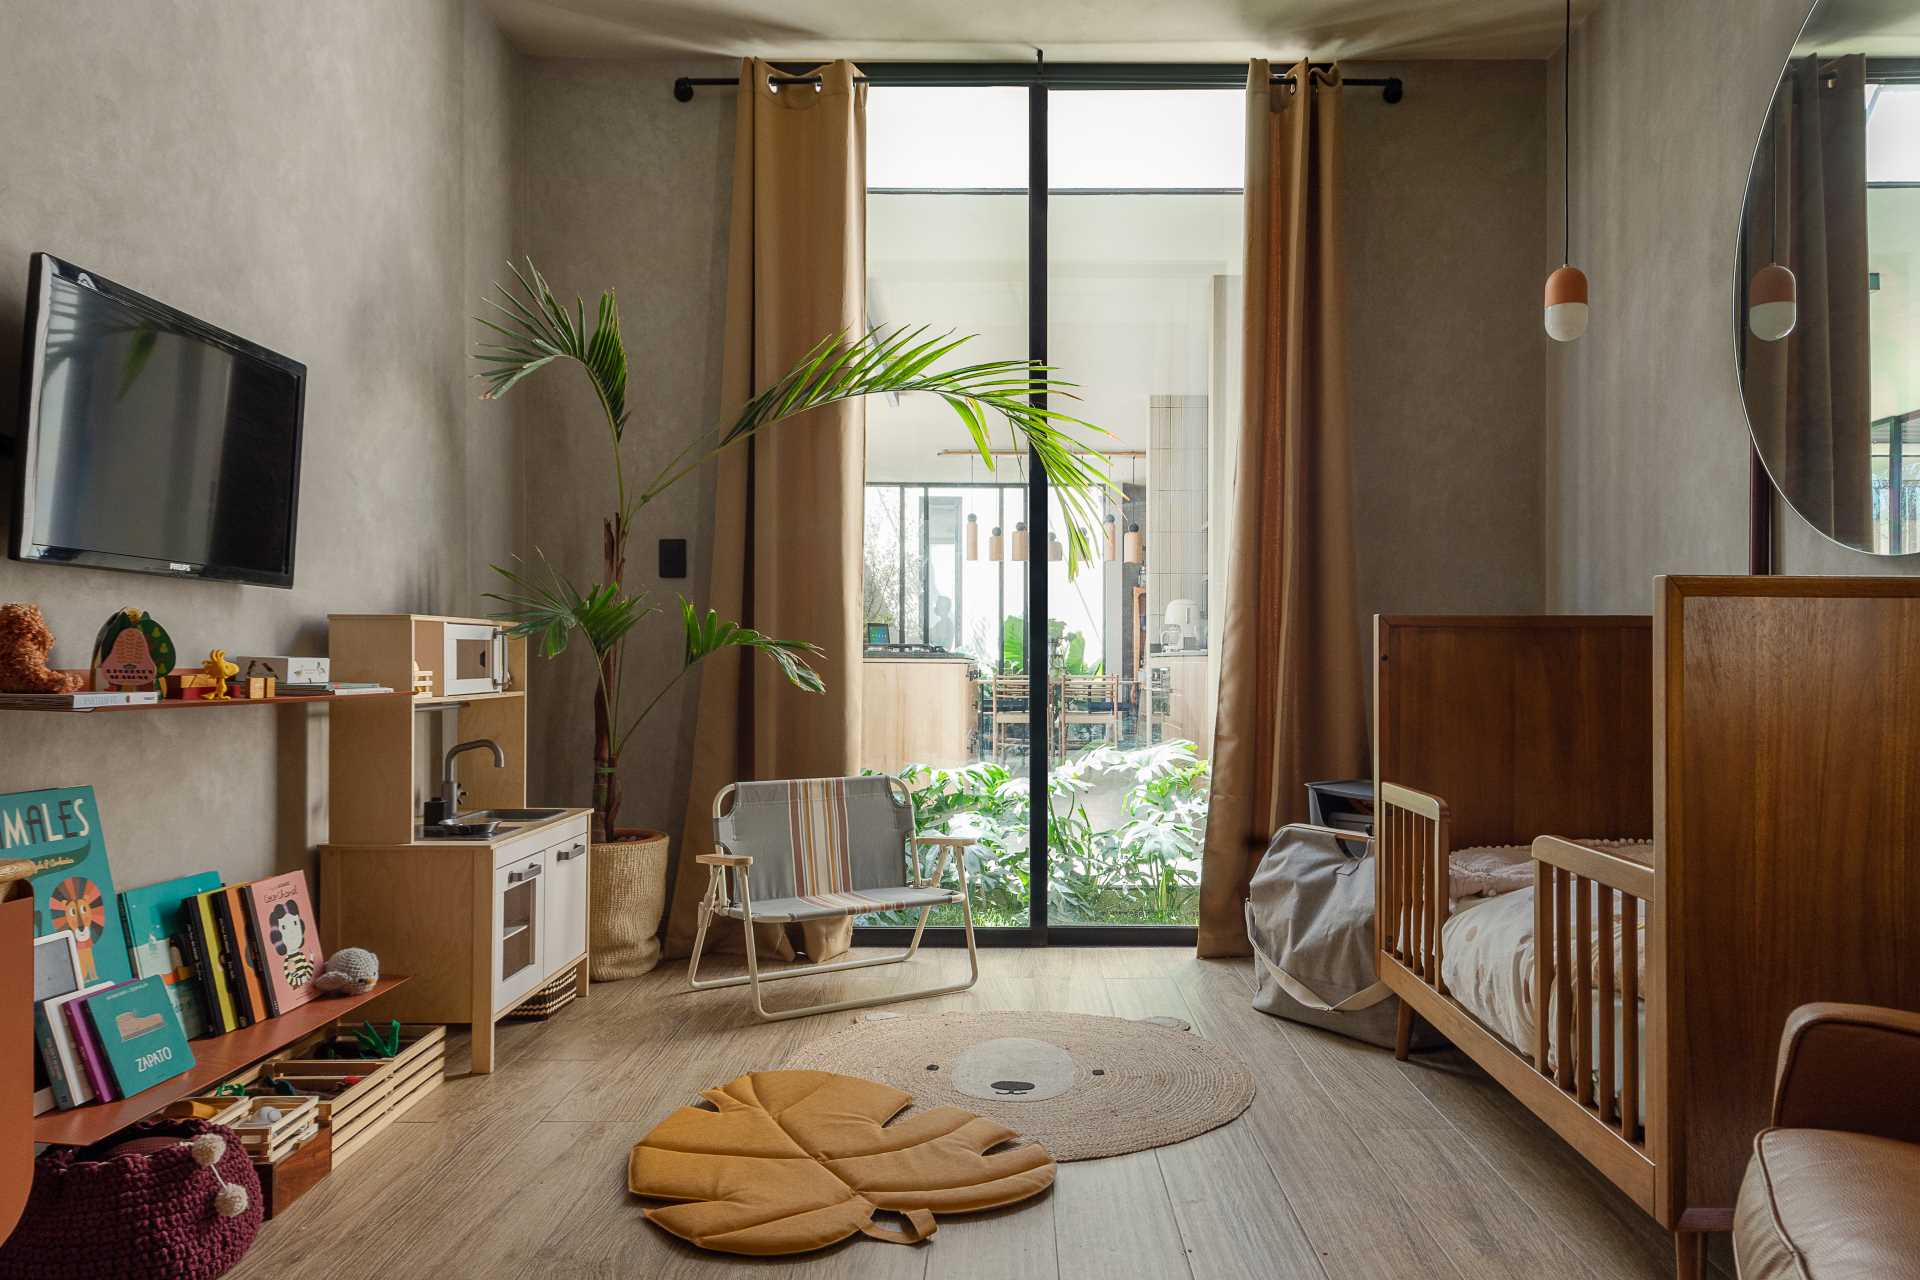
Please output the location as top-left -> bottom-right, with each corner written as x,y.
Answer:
201,649 -> 239,700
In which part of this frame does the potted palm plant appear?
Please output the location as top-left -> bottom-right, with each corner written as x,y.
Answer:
474,260 -> 1108,975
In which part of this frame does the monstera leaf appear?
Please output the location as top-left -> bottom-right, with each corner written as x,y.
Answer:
628,1070 -> 1056,1256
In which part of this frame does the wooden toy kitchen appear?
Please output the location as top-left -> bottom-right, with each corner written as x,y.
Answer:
319,614 -> 590,1074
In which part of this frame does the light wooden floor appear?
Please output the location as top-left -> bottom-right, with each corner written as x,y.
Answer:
228,947 -> 1683,1280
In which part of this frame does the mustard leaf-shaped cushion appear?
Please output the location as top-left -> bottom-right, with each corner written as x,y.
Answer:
628,1069 -> 1056,1256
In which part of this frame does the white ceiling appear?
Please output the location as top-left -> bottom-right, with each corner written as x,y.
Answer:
485,0 -> 1590,62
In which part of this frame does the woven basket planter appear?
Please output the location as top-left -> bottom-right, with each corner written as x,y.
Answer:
589,827 -> 669,980
0,1117 -> 262,1279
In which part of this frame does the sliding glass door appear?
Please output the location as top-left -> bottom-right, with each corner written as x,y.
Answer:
860,76 -> 1243,942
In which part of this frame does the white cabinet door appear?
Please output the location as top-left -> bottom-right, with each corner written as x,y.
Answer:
544,833 -> 589,973
493,849 -> 547,1014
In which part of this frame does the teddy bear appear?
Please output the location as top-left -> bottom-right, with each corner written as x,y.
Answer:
0,603 -> 85,693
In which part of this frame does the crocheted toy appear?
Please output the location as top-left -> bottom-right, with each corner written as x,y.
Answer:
313,946 -> 380,996
0,603 -> 84,693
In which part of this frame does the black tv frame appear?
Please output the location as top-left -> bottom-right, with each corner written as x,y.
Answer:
9,252 -> 307,588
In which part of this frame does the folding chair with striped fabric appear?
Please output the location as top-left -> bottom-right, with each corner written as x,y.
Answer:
686,775 -> 980,1020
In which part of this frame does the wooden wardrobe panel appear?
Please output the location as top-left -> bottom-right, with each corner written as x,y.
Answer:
1658,578 -> 1920,1219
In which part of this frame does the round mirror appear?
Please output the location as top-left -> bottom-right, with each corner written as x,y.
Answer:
1738,0 -> 1920,554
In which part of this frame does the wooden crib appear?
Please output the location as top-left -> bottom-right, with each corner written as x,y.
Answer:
1372,578 -> 1920,1278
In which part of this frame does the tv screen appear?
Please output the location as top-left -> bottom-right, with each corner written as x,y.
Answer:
10,253 -> 305,587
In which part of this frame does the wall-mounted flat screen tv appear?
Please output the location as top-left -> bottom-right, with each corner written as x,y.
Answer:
10,253 -> 306,587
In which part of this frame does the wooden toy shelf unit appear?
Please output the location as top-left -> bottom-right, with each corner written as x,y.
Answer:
319,615 -> 591,1076
326,614 -> 530,845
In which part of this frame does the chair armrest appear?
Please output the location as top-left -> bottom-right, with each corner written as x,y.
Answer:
697,853 -> 751,867
909,836 -> 969,887
1772,1002 -> 1920,1144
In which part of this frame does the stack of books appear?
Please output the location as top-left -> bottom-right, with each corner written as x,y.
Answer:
13,781 -> 332,1112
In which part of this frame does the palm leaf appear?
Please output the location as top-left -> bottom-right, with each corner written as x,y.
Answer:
679,600 -> 826,694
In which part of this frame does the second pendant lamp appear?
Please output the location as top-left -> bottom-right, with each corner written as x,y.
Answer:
1545,0 -> 1589,343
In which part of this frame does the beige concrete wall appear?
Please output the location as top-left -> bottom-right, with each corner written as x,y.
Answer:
1542,0 -> 1910,610
1346,60 -> 1551,628
0,1 -> 518,888
509,59 -> 734,842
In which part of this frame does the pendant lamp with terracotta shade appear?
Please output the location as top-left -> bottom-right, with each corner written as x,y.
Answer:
1545,0 -> 1589,343
1748,124 -> 1797,340
989,524 -> 1005,561
1012,521 -> 1028,562
1104,513 -> 1119,561
1047,533 -> 1065,562
1124,522 -> 1144,565
966,513 -> 980,560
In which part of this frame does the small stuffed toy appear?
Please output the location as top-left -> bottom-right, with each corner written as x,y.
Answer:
0,603 -> 84,693
313,947 -> 379,996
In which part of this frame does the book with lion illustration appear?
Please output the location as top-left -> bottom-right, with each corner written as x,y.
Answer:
1,785 -> 133,985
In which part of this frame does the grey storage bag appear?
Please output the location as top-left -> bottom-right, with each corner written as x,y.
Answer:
1245,823 -> 1434,1050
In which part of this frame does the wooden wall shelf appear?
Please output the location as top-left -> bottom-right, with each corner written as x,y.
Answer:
32,977 -> 410,1148
1,691 -> 412,715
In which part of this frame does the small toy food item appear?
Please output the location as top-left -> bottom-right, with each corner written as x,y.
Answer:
0,603 -> 86,693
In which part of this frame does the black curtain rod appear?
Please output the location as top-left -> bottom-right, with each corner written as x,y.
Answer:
672,62 -> 1403,103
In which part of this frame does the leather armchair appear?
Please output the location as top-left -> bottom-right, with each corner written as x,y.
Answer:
1732,1003 -> 1920,1278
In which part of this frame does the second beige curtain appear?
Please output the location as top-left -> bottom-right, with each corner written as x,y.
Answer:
1742,54 -> 1872,547
663,59 -> 867,963
1197,60 -> 1367,958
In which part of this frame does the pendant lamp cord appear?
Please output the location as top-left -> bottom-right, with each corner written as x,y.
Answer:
1563,0 -> 1572,265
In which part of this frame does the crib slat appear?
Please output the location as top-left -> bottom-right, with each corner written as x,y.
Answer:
1554,867 -> 1574,1092
1424,817 -> 1437,981
1431,815 -> 1447,995
1574,875 -> 1593,1106
1533,860 -> 1552,1073
1620,891 -> 1640,1140
1405,809 -> 1420,959
1596,886 -> 1615,1124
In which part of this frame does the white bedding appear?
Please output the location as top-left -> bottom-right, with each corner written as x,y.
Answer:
1438,843 -> 1651,1076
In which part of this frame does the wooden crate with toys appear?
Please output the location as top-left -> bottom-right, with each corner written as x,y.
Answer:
263,1021 -> 447,1164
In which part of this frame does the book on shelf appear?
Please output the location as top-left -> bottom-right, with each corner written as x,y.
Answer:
3,785 -> 135,986
64,984 -> 127,1102
213,884 -> 266,1024
0,690 -> 160,709
34,983 -> 111,1109
84,976 -> 196,1096
120,871 -> 220,1039
276,681 -> 392,696
242,870 -> 323,1015
191,891 -> 240,1034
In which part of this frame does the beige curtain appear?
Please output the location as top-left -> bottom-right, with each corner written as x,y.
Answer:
663,59 -> 867,963
1742,54 -> 1872,546
1197,60 -> 1367,958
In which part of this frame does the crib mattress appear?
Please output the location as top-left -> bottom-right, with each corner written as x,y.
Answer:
1438,849 -> 1650,1074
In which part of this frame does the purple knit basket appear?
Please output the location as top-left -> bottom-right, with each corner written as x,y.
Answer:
0,1117 -> 262,1279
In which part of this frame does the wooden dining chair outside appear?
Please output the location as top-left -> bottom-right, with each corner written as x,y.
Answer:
1057,674 -> 1121,754
986,674 -> 1035,761
686,775 -> 980,1021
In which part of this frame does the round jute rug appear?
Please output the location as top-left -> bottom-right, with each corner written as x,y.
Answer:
783,1010 -> 1255,1161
